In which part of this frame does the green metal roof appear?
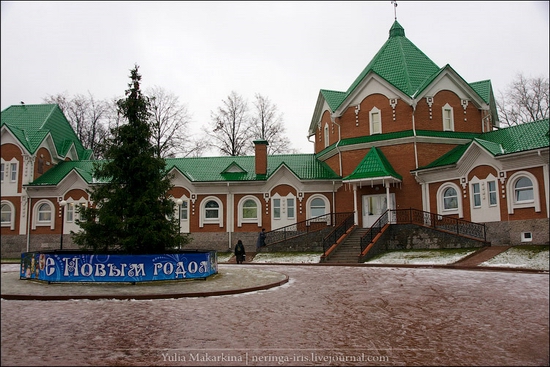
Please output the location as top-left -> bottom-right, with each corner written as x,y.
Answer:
343,146 -> 402,182
317,129 -> 479,157
344,21 -> 440,103
1,104 -> 92,160
26,154 -> 340,186
415,119 -> 550,170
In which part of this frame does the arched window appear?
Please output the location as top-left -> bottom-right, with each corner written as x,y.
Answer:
1,202 -> 15,230
33,200 -> 55,229
436,183 -> 462,217
506,172 -> 540,214
443,187 -> 458,210
200,197 -> 223,228
442,103 -> 454,131
38,203 -> 52,222
514,177 -> 534,203
369,107 -> 382,135
310,198 -> 326,217
238,196 -> 262,227
205,200 -> 219,219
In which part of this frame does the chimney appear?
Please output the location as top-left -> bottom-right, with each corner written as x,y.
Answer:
254,140 -> 269,176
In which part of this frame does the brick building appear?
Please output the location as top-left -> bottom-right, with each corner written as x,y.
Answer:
2,21 -> 548,257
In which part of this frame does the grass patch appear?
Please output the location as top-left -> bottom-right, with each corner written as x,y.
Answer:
366,247 -> 478,262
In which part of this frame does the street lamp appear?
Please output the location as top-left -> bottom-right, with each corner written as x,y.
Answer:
59,200 -> 67,250
176,198 -> 183,250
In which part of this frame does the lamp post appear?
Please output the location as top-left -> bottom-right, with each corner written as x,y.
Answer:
59,200 -> 67,250
176,198 -> 183,250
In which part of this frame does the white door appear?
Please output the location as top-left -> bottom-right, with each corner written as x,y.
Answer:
271,195 -> 296,230
362,194 -> 394,228
470,177 -> 500,223
178,199 -> 190,233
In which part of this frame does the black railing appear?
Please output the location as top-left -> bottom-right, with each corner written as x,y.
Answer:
359,210 -> 392,253
265,212 -> 352,246
322,212 -> 355,255
393,208 -> 487,241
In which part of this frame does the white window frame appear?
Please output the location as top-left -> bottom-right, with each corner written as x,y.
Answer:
273,197 -> 281,220
1,201 -> 15,230
488,180 -> 498,206
0,163 -> 4,183
199,196 -> 223,228
306,194 -> 330,220
287,197 -> 295,219
472,182 -> 481,208
442,103 -> 454,131
33,200 -> 55,229
369,107 -> 382,135
506,171 -> 540,214
10,162 -> 17,182
324,123 -> 330,148
436,183 -> 463,218
237,195 -> 262,227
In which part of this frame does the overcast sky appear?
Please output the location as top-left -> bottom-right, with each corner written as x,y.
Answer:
2,1 -> 548,155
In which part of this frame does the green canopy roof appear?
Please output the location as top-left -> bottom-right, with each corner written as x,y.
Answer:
343,146 -> 402,182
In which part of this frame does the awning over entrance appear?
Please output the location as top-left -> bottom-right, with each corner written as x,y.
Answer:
343,146 -> 402,186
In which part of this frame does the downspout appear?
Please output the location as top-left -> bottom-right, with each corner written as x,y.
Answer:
539,150 -> 550,218
412,100 -> 419,169
26,190 -> 31,253
331,114 -> 343,177
227,182 -> 232,250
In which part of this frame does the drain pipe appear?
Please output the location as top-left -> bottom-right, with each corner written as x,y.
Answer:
331,114 -> 343,176
412,100 -> 419,169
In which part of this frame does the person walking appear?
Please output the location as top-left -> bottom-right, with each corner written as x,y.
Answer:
256,228 -> 266,251
234,240 -> 246,264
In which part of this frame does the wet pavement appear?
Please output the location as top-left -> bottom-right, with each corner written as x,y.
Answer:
1,264 -> 549,366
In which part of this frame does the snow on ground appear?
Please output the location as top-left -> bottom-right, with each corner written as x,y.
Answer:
481,247 -> 549,271
251,252 -> 322,263
365,249 -> 477,265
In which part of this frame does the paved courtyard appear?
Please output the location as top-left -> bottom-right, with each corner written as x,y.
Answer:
1,264 -> 549,366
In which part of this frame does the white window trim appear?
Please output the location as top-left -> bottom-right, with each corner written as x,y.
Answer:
471,182 -> 481,209
324,123 -> 329,148
32,199 -> 55,230
1,200 -> 16,230
442,103 -> 454,131
272,195 -> 282,220
369,107 -> 382,135
0,163 -> 4,183
237,195 -> 262,227
306,194 -> 330,220
10,162 -> 18,182
506,171 -> 541,214
436,183 -> 463,218
199,196 -> 223,228
286,197 -> 296,220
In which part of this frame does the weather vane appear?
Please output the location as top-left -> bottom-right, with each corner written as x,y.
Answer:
391,0 -> 398,20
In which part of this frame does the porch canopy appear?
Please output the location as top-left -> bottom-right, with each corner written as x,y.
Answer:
342,147 -> 402,225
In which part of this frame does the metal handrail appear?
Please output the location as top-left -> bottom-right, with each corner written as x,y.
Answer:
265,212 -> 352,246
322,212 -> 355,255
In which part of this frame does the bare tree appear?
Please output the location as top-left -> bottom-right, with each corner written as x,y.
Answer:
146,86 -> 196,158
43,92 -> 110,158
250,93 -> 295,154
205,91 -> 253,156
497,73 -> 549,126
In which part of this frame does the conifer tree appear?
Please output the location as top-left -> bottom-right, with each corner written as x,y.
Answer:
73,65 -> 189,253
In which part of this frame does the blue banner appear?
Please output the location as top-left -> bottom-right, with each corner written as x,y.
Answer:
20,251 -> 218,283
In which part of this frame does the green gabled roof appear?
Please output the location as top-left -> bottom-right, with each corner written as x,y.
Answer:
344,21 -> 440,102
469,80 -> 492,104
168,154 -> 340,182
27,154 -> 340,186
1,104 -> 92,160
320,89 -> 347,111
343,146 -> 402,181
27,160 -> 99,186
478,119 -> 549,153
416,119 -> 550,170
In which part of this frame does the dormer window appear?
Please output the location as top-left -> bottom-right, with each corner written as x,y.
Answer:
442,103 -> 454,131
324,123 -> 329,148
369,107 -> 382,135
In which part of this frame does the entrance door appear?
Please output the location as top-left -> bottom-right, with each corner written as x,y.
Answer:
470,177 -> 500,223
362,194 -> 395,228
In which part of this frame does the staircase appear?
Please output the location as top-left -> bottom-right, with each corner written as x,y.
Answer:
325,228 -> 369,263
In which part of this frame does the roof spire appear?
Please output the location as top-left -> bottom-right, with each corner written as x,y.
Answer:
391,0 -> 398,21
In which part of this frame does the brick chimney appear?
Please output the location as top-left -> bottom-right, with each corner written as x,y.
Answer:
254,140 -> 269,175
